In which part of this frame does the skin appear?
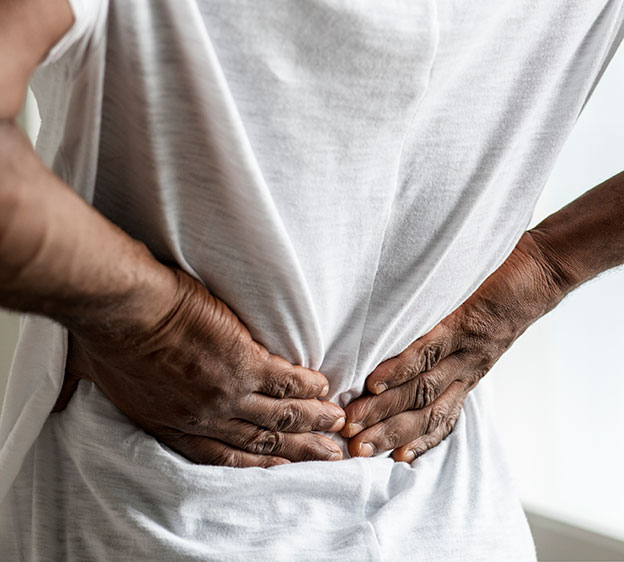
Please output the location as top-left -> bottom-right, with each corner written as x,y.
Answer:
0,0 -> 346,467
342,167 -> 624,462
55,267 -> 346,466
341,230 -> 577,461
2,0 -> 624,467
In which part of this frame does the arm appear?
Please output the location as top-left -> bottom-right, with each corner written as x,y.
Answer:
0,0 -> 177,338
342,171 -> 624,461
0,117 -> 179,339
529,170 -> 624,298
0,0 -> 345,466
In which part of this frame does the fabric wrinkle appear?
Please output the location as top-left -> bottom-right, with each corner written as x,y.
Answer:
2,1 -> 623,559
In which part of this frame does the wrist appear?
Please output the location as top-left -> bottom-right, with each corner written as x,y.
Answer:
1,126 -> 181,344
501,231 -> 570,324
526,226 -> 585,301
62,241 -> 180,348
526,171 -> 624,298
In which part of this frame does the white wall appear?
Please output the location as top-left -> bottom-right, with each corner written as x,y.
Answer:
483,42 -> 624,541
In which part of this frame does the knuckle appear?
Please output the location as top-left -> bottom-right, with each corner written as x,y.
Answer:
262,376 -> 283,398
263,373 -> 296,399
425,406 -> 446,434
479,351 -> 497,370
410,376 -> 438,409
420,342 -> 444,371
275,404 -> 303,432
246,429 -> 282,455
445,409 -> 460,433
384,429 -> 403,451
445,413 -> 459,435
459,306 -> 493,347
281,376 -> 296,398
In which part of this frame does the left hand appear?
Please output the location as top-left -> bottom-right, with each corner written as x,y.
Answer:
341,231 -> 563,463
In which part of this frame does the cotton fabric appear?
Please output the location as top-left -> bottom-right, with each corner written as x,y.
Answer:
1,1 -> 624,560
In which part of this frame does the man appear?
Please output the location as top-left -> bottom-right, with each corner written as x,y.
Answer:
1,0 -> 623,559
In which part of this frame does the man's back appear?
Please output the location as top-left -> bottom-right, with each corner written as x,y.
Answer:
2,1 -> 624,559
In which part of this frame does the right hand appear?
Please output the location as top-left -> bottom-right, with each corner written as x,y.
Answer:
52,267 -> 346,467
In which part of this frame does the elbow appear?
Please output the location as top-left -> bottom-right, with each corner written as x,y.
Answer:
0,90 -> 27,122
0,59 -> 30,121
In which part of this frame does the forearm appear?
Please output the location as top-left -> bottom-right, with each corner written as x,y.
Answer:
0,121 -> 178,339
529,170 -> 624,300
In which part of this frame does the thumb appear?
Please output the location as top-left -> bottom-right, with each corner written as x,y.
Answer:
366,318 -> 459,394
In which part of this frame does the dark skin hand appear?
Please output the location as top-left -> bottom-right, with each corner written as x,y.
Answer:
343,169 -> 624,462
54,267 -> 346,467
1,0 -> 346,468
341,231 -> 560,461
0,119 -> 346,467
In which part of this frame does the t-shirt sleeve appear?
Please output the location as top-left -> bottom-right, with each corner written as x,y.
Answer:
37,0 -> 108,70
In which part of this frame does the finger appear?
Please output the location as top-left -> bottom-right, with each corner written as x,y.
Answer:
220,419 -> 342,461
391,422 -> 449,463
158,431 -> 291,468
243,393 -> 345,433
348,379 -> 467,459
392,384 -> 466,463
257,354 -> 330,399
366,319 -> 461,394
342,354 -> 468,437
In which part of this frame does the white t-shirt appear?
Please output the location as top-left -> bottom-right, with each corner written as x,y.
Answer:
2,1 -> 624,559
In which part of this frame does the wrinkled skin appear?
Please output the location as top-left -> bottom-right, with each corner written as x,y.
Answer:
53,231 -> 560,466
52,267 -> 346,467
341,230 -> 562,462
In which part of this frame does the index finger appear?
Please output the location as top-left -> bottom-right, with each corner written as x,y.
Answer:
366,320 -> 460,394
256,353 -> 330,399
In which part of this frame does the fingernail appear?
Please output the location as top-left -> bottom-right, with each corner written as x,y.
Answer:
403,450 -> 415,463
320,384 -> 329,397
343,422 -> 364,437
373,382 -> 388,394
327,451 -> 342,461
358,443 -> 374,458
329,417 -> 346,432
